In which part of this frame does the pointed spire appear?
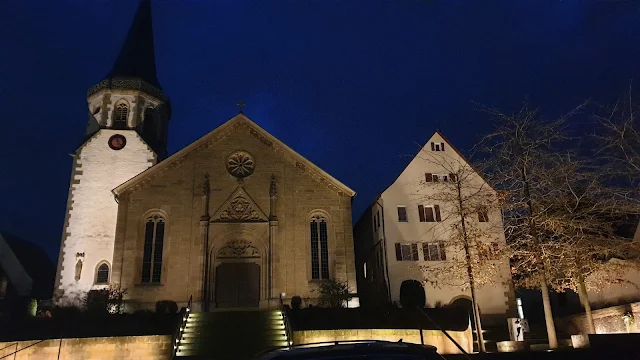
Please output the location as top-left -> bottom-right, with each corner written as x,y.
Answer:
106,0 -> 160,88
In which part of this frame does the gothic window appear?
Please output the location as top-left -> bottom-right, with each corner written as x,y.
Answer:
142,215 -> 165,283
310,213 -> 330,280
95,262 -> 110,284
114,101 -> 129,129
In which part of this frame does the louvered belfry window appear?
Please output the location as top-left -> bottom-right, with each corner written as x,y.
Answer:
114,102 -> 129,129
142,215 -> 165,283
310,214 -> 330,280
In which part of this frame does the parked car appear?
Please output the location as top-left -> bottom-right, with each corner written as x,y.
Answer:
255,340 -> 439,359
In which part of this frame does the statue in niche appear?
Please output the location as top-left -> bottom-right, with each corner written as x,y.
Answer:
75,259 -> 83,281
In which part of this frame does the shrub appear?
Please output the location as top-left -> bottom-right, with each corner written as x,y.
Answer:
291,296 -> 302,310
314,278 -> 352,308
84,285 -> 127,314
399,280 -> 425,310
85,289 -> 110,314
155,300 -> 178,314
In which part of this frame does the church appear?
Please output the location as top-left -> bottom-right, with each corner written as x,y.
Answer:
53,1 -> 357,311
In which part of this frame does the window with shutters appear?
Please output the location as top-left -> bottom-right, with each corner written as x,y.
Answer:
397,206 -> 408,222
141,215 -> 165,284
479,242 -> 501,260
425,173 -> 457,183
430,142 -> 445,152
310,213 -> 330,280
113,101 -> 129,129
395,243 -> 419,261
422,242 -> 446,261
478,207 -> 489,222
95,262 -> 110,284
418,205 -> 441,222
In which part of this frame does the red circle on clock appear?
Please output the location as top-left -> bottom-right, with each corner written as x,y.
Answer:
108,134 -> 127,150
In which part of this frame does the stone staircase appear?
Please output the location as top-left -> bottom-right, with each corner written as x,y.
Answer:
175,310 -> 289,359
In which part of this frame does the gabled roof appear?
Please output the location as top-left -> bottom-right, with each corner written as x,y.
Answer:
366,130 -> 492,208
113,114 -> 356,197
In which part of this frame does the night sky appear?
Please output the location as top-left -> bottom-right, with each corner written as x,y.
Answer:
1,1 -> 639,261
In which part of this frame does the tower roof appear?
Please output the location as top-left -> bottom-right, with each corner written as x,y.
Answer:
105,0 -> 160,88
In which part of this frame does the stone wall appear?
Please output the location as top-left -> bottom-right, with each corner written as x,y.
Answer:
292,328 -> 472,354
558,301 -> 640,335
0,335 -> 171,360
112,116 -> 357,309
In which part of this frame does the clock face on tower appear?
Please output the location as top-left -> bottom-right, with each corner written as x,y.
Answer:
108,134 -> 127,150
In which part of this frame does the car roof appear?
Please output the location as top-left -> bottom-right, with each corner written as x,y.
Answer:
256,341 -> 438,360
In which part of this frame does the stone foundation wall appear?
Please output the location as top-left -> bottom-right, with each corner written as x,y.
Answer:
292,328 -> 472,354
0,335 -> 171,360
558,301 -> 640,335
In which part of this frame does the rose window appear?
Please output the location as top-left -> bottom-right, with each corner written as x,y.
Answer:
226,151 -> 255,178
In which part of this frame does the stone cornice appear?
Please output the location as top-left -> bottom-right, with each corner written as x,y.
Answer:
88,78 -> 168,102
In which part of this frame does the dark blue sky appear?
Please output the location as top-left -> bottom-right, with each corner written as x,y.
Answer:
1,0 -> 639,260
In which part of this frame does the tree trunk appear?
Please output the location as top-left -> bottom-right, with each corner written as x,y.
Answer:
469,275 -> 486,352
539,271 -> 558,349
456,181 -> 485,352
576,271 -> 596,334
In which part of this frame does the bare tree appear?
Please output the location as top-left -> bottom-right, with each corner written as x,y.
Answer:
414,145 -> 510,353
524,150 -> 639,334
595,86 -> 640,186
475,102 -> 587,348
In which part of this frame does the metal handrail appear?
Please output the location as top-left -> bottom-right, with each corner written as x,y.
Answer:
172,295 -> 193,359
278,296 -> 293,349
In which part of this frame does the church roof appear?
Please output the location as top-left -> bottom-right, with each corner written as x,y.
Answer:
105,0 -> 160,88
112,114 -> 356,197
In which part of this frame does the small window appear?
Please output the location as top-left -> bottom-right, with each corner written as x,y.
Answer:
363,262 -> 367,279
376,211 -> 381,228
433,174 -> 440,182
450,173 -> 458,182
418,205 -> 441,222
397,206 -> 408,222
422,242 -> 446,261
479,241 -> 501,260
478,208 -> 489,222
431,142 -> 445,152
95,263 -> 110,284
395,243 -> 419,261
373,213 -> 378,230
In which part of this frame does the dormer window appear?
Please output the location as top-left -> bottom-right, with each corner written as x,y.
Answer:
431,142 -> 445,152
114,101 -> 129,129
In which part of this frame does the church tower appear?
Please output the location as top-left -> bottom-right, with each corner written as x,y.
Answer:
54,0 -> 170,303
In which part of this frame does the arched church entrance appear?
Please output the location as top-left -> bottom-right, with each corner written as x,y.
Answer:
212,240 -> 261,308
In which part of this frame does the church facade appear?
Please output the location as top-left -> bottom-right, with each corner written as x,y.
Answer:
54,2 -> 357,311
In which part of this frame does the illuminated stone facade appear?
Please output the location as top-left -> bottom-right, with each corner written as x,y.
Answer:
110,115 -> 357,310
354,131 -> 516,325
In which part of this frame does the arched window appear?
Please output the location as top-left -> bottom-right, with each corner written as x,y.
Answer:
113,101 -> 129,129
142,215 -> 165,283
310,213 -> 329,280
95,263 -> 110,284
